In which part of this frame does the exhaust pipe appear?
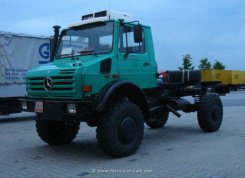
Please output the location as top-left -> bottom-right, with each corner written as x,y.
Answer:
50,25 -> 61,62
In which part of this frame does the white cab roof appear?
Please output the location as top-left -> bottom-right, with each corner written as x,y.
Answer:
69,10 -> 133,28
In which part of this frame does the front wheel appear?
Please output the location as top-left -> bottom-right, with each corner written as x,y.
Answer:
197,94 -> 223,132
36,114 -> 80,145
96,100 -> 144,157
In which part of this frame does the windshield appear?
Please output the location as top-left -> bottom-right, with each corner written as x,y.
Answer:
56,22 -> 114,58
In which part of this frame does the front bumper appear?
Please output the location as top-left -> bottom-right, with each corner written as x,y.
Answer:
21,98 -> 93,120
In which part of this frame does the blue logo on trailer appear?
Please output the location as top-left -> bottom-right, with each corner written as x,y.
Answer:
39,43 -> 50,64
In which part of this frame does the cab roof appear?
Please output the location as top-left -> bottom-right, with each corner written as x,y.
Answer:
69,10 -> 134,28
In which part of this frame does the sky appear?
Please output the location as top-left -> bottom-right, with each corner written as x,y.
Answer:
1,0 -> 245,70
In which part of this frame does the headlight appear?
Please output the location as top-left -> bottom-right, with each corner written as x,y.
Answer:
22,101 -> 27,110
67,104 -> 76,114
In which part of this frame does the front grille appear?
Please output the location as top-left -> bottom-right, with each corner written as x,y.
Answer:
27,72 -> 75,92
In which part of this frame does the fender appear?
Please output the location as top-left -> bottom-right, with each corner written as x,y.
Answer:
95,80 -> 150,119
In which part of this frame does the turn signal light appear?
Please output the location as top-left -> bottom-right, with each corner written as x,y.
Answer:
82,85 -> 92,92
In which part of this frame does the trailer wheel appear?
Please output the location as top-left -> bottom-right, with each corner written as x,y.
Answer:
197,94 -> 223,132
146,111 -> 169,129
96,100 -> 144,157
36,114 -> 80,145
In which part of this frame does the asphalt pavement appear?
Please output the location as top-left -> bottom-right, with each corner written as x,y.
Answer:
0,91 -> 245,178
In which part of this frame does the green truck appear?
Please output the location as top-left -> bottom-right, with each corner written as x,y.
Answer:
22,10 -> 224,157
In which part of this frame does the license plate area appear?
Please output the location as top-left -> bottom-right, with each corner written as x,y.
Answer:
35,101 -> 43,113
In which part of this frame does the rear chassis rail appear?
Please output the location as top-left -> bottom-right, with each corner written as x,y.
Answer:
147,80 -> 229,117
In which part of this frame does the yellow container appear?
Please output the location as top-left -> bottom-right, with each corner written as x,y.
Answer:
201,70 -> 245,85
229,71 -> 245,85
201,70 -> 230,85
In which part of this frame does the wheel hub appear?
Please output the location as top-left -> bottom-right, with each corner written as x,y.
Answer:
118,117 -> 136,144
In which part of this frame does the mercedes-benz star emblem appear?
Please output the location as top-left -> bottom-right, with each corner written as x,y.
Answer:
44,77 -> 53,91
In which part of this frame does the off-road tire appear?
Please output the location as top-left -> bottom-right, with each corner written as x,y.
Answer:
96,100 -> 144,157
36,114 -> 80,145
146,111 -> 169,128
197,94 -> 223,132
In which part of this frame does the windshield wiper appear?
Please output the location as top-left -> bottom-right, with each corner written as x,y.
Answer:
56,53 -> 73,58
77,49 -> 94,54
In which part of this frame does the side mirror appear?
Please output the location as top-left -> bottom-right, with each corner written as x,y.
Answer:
134,24 -> 143,43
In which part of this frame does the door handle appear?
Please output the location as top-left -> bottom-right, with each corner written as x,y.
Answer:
143,62 -> 150,66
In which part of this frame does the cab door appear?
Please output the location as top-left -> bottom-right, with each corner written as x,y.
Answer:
117,24 -> 152,88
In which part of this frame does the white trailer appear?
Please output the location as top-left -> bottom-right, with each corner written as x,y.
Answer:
0,32 -> 49,115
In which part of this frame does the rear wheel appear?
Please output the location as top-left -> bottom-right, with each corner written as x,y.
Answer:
146,111 -> 169,129
96,100 -> 144,157
197,94 -> 223,132
36,114 -> 80,145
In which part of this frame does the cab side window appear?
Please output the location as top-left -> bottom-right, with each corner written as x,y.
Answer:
119,25 -> 145,53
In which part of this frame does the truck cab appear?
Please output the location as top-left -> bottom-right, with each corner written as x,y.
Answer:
25,10 -> 157,100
